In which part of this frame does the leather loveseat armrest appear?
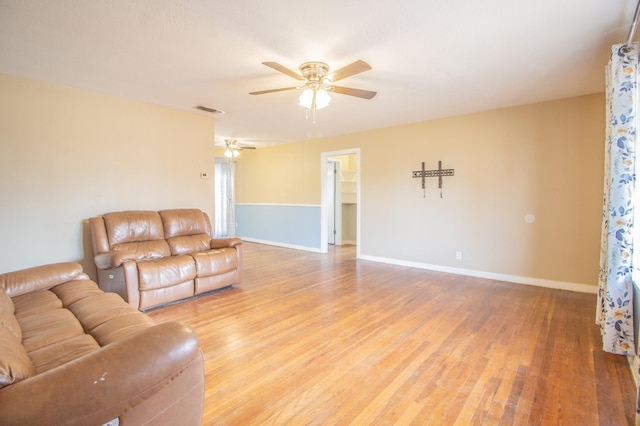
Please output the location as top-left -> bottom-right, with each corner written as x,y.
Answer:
0,321 -> 203,426
94,251 -> 144,270
210,237 -> 243,249
0,262 -> 89,298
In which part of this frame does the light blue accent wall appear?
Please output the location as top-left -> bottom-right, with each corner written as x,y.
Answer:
235,204 -> 321,249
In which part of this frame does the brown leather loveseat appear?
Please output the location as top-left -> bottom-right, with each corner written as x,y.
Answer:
0,262 -> 204,425
89,208 -> 242,311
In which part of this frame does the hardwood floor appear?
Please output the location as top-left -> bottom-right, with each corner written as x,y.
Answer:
147,242 -> 636,425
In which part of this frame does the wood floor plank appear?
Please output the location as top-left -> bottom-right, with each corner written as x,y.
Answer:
147,242 -> 636,425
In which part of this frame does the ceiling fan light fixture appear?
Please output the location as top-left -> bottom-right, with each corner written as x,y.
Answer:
224,148 -> 240,158
299,88 -> 331,110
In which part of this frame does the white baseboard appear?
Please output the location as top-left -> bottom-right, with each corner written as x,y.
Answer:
239,237 -> 322,253
358,254 -> 597,294
238,240 -> 597,294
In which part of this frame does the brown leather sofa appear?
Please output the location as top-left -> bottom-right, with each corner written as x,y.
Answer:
0,262 -> 204,425
89,208 -> 242,311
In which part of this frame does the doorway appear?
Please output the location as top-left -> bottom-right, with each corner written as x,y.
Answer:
320,149 -> 360,256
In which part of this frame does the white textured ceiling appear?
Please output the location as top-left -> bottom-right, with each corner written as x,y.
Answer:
0,1 -> 637,147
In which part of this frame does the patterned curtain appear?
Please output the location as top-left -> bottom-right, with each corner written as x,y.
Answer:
598,43 -> 637,356
598,42 -> 639,421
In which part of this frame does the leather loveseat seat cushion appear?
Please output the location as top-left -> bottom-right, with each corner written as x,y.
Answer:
137,255 -> 196,290
192,249 -> 238,276
136,255 -> 197,309
166,234 -> 211,256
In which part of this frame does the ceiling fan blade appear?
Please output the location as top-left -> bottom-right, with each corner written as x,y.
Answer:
238,146 -> 256,150
329,60 -> 372,83
249,87 -> 297,95
262,62 -> 303,80
331,86 -> 377,100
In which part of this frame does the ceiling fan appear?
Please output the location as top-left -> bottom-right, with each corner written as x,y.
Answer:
249,60 -> 377,111
220,139 -> 255,158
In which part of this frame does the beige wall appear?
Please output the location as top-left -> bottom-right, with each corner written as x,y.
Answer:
236,94 -> 604,286
0,71 -> 603,287
0,74 -> 215,277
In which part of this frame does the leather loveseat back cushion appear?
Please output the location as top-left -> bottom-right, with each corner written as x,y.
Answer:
104,211 -> 171,258
160,209 -> 212,255
104,211 -> 166,245
0,289 -> 35,388
166,235 -> 211,256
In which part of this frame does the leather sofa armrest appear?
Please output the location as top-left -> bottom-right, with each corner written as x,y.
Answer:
210,237 -> 243,249
94,251 -> 145,269
0,321 -> 203,426
0,262 -> 89,298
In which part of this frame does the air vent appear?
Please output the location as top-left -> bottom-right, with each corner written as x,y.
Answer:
194,105 -> 225,114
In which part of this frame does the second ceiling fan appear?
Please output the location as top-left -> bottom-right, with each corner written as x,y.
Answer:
250,60 -> 377,110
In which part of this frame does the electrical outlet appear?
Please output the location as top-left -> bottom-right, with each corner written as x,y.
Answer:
200,172 -> 209,179
455,251 -> 462,260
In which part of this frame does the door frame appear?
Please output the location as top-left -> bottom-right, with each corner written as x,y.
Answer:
320,148 -> 361,256
327,159 -> 342,246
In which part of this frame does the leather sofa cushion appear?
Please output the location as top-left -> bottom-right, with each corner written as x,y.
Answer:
0,290 -> 20,341
104,211 -> 165,245
0,287 -> 14,313
137,256 -> 196,290
0,288 -> 34,387
67,292 -> 143,333
160,209 -> 210,238
90,313 -> 154,345
50,279 -> 105,305
167,234 -> 211,256
52,281 -> 154,344
0,308 -> 21,342
13,289 -> 62,319
0,326 -> 35,388
28,334 -> 100,374
192,249 -> 238,276
19,308 -> 84,352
